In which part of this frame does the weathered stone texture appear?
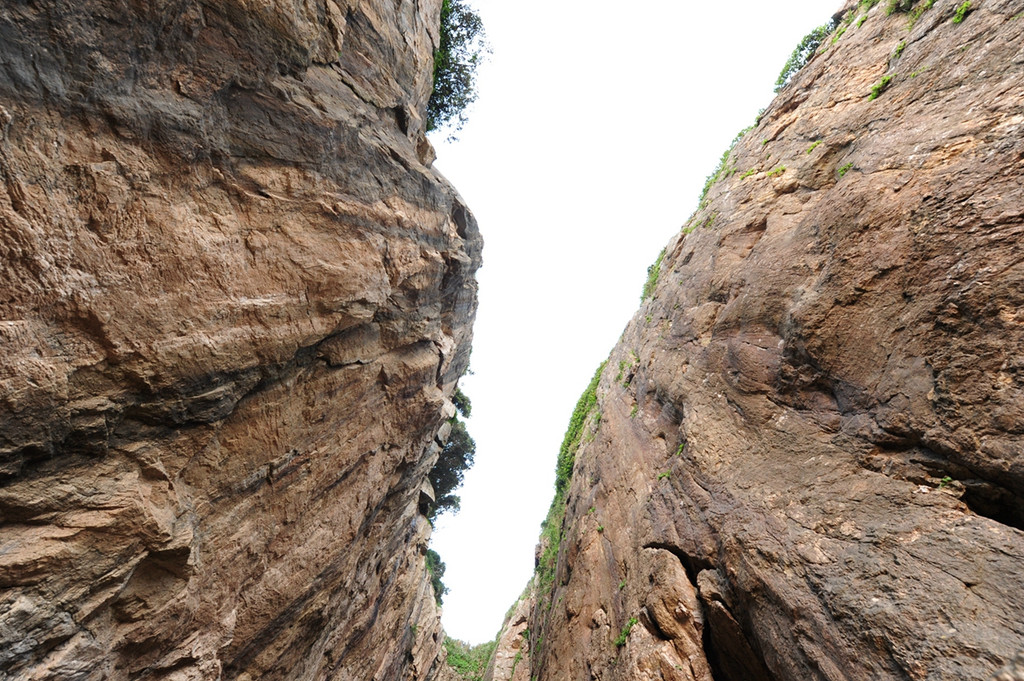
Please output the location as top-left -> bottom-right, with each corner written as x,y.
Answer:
519,1 -> 1024,679
0,0 -> 480,679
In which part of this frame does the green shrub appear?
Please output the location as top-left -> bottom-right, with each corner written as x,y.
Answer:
838,162 -> 854,177
806,140 -> 822,154
775,20 -> 839,92
428,0 -> 488,135
426,548 -> 448,604
892,41 -> 907,60
908,0 -> 936,28
869,74 -> 893,100
641,249 -> 666,301
767,165 -> 787,178
452,387 -> 472,417
444,637 -> 497,681
613,617 -> 638,647
952,1 -> 971,23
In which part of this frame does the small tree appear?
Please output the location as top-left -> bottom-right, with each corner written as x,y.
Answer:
428,0 -> 488,135
428,419 -> 476,521
774,20 -> 838,92
425,548 -> 449,604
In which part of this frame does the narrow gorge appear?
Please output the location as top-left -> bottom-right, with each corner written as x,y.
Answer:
1,0 -> 1023,680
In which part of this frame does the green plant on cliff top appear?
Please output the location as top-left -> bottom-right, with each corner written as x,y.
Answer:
428,0 -> 488,136
775,19 -> 839,92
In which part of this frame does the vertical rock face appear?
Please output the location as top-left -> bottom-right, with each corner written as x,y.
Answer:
0,1 -> 481,679
513,1 -> 1024,679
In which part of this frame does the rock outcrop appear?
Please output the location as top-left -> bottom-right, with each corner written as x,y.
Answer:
0,0 -> 480,679
504,1 -> 1024,679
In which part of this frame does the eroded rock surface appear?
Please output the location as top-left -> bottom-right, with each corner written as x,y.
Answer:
0,0 -> 480,679
514,1 -> 1024,679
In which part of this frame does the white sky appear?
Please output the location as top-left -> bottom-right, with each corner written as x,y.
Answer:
428,0 -> 839,644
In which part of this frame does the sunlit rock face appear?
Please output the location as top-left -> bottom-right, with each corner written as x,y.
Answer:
502,1 -> 1024,679
0,0 -> 481,679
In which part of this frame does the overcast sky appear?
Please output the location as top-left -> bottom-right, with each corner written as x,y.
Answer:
428,0 -> 840,644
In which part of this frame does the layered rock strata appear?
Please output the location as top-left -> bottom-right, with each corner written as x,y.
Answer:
503,1 -> 1024,679
0,0 -> 480,679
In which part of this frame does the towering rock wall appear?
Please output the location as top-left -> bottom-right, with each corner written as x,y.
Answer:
501,1 -> 1024,679
0,1 -> 481,679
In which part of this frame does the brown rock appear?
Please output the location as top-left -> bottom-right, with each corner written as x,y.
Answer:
0,0 -> 480,679
512,1 -> 1024,679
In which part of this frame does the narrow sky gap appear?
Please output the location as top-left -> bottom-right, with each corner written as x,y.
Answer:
429,0 -> 836,644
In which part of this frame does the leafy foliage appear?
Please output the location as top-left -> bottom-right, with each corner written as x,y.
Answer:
641,249 -> 666,301
428,418 -> 476,521
613,617 -> 638,647
775,20 -> 839,92
554,363 -> 606,500
444,637 -> 497,681
452,387 -> 472,418
869,74 -> 893,100
953,1 -> 971,23
425,548 -> 448,604
428,0 -> 488,135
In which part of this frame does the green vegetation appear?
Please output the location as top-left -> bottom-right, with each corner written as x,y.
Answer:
697,133 -> 743,208
838,162 -> 854,177
657,471 -> 671,480
597,524 -> 605,533
832,25 -> 848,44
952,1 -> 971,23
869,74 -> 893,100
444,637 -> 497,681
536,362 -> 607,599
641,248 -> 666,301
910,66 -> 928,77
806,140 -> 823,154
892,40 -> 907,60
618,579 -> 626,590
766,165 -> 787,178
555,364 -> 605,499
613,617 -> 639,647
741,168 -> 757,179
939,475 -> 954,488
857,14 -> 869,27
616,352 -> 639,386
907,0 -> 936,28
426,548 -> 448,604
510,651 -> 523,677
775,20 -> 839,92
428,0 -> 488,135
428,417 -> 476,521
629,404 -> 638,419
676,442 -> 686,456
886,0 -> 914,15
452,387 -> 472,417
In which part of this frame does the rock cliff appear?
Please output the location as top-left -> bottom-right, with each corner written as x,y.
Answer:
497,1 -> 1024,679
0,0 -> 480,679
